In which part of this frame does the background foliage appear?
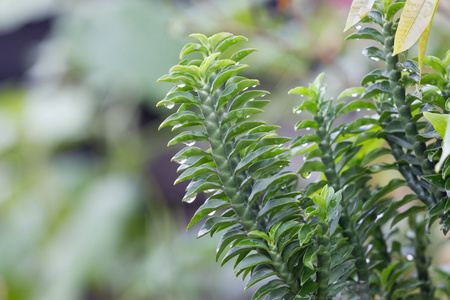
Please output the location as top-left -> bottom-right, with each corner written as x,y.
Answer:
0,0 -> 449,299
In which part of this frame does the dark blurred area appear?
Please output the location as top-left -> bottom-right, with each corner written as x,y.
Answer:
0,0 -> 448,299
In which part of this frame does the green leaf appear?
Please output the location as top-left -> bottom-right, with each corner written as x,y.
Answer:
208,32 -> 233,48
345,27 -> 384,44
294,120 -> 319,131
216,35 -> 248,53
257,198 -> 299,219
298,161 -> 326,174
386,2 -> 406,20
179,42 -> 208,59
361,69 -> 389,85
362,148 -> 392,165
235,145 -> 283,174
423,112 -> 447,137
303,246 -> 319,270
344,0 -> 376,32
225,121 -> 266,142
221,108 -> 264,124
188,199 -> 230,230
361,81 -> 392,99
212,65 -> 248,93
189,33 -> 209,46
391,206 -> 425,227
175,165 -> 216,184
159,111 -> 204,130
249,173 -> 297,204
337,100 -> 377,116
289,86 -> 316,100
330,245 -> 354,269
167,131 -> 208,146
230,90 -> 270,110
171,147 -> 211,163
252,280 -> 284,300
362,46 -> 386,61
245,268 -> 276,290
337,87 -> 366,100
216,228 -> 246,261
393,0 -> 440,56
436,114 -> 450,172
231,48 -> 257,62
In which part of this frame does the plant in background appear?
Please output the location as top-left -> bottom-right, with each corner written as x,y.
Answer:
157,0 -> 449,299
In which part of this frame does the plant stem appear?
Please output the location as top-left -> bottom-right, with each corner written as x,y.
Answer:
314,115 -> 372,299
382,21 -> 444,205
316,224 -> 331,300
199,85 -> 300,293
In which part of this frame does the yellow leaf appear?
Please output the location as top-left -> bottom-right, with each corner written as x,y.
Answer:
393,0 -> 439,56
418,0 -> 439,75
344,0 -> 376,32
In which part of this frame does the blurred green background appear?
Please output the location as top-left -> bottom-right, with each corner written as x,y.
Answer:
0,0 -> 449,299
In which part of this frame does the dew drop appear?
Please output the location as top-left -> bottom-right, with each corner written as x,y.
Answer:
406,254 -> 414,261
245,115 -> 250,118
356,108 -> 361,112
370,57 -> 380,62
301,172 -> 311,179
366,108 -> 371,111
351,93 -> 358,97
303,156 -> 307,162
165,101 -> 175,109
354,24 -> 362,30
306,127 -> 311,131
177,83 -> 186,88
208,210 -> 216,216
366,258 -> 370,263
184,141 -> 196,147
205,189 -> 216,193
252,85 -> 257,88
243,87 -> 249,91
296,110 -> 302,115
185,195 -> 196,203
375,213 -> 384,221
301,143 -> 309,147
261,94 -> 266,97
235,62 -> 239,65
178,158 -> 187,164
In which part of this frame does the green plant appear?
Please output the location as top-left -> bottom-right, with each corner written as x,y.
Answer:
157,1 -> 450,299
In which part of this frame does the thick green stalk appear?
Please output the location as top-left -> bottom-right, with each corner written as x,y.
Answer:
382,21 -> 444,205
199,88 -> 259,231
314,115 -> 371,299
413,221 -> 433,297
316,224 -> 331,300
199,86 -> 300,293
269,243 -> 300,292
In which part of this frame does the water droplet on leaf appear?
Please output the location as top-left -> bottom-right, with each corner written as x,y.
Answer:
165,101 -> 175,109
301,172 -> 311,179
177,83 -> 186,88
301,143 -> 309,147
208,210 -> 216,216
370,57 -> 380,62
185,195 -> 196,203
354,24 -> 362,30
184,141 -> 196,147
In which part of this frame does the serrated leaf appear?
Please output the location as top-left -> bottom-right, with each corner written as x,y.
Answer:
344,0 -> 376,32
